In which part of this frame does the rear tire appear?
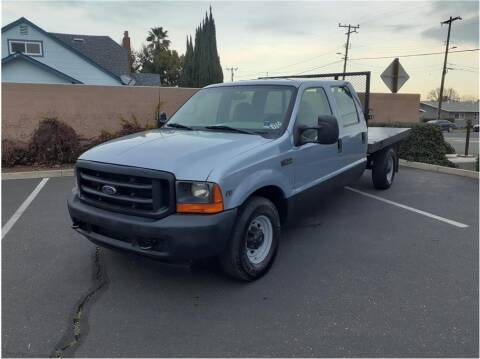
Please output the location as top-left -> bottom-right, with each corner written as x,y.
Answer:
219,196 -> 280,281
372,147 -> 396,190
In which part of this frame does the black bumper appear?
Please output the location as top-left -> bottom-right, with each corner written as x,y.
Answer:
67,192 -> 237,260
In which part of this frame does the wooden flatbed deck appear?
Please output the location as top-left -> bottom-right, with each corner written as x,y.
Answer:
367,127 -> 411,154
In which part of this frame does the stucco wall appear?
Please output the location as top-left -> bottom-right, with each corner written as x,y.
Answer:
359,93 -> 421,124
2,83 -> 198,143
2,83 -> 420,144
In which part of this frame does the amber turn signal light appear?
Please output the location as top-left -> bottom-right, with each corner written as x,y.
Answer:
176,183 -> 224,214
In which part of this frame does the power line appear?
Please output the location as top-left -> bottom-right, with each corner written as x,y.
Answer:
348,48 -> 478,61
293,60 -> 344,76
338,23 -> 360,79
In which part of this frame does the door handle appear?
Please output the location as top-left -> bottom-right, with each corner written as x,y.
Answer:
337,138 -> 343,153
361,131 -> 367,144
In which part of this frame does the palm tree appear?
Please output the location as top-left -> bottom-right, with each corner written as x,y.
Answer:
146,27 -> 171,51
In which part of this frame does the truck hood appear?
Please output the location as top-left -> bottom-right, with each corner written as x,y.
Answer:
79,129 -> 273,180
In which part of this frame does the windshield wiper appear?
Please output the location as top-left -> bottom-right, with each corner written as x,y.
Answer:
204,125 -> 262,135
166,123 -> 193,130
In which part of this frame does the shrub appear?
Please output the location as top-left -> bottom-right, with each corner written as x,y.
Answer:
29,117 -> 80,165
398,124 -> 454,167
2,140 -> 31,167
444,141 -> 456,154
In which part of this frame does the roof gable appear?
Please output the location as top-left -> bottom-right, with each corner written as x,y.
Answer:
2,52 -> 83,83
2,17 -> 125,81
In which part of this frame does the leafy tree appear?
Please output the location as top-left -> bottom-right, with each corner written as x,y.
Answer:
180,7 -> 223,87
427,87 -> 460,102
135,27 -> 183,86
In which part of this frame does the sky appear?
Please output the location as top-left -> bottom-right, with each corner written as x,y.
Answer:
2,0 -> 479,99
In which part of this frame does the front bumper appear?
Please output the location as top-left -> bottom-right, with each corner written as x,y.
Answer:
67,192 -> 237,260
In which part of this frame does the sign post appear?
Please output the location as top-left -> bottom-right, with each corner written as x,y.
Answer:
381,58 -> 409,93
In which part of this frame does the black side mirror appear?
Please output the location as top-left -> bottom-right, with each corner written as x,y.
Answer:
296,115 -> 339,146
316,115 -> 339,145
157,112 -> 167,128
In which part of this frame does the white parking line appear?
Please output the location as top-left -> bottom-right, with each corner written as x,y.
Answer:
2,178 -> 49,239
345,186 -> 469,228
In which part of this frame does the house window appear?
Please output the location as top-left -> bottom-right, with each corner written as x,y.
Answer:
8,40 -> 43,56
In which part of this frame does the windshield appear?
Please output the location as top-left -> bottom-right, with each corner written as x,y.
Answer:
167,85 -> 296,135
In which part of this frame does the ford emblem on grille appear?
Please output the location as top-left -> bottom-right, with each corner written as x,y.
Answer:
101,185 -> 117,195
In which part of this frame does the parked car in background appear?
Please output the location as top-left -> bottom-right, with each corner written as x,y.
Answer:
473,124 -> 479,132
426,119 -> 456,132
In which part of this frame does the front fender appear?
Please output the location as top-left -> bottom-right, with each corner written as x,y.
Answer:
221,168 -> 291,209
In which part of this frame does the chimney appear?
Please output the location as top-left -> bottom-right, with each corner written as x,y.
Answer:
122,30 -> 132,72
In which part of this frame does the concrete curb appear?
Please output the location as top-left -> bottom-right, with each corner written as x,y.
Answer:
400,160 -> 479,179
2,161 -> 478,180
2,168 -> 74,180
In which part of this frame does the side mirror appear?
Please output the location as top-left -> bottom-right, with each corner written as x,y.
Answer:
296,115 -> 339,146
157,112 -> 167,128
316,115 -> 339,145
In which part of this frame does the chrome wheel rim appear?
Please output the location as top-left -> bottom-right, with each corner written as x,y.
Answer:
245,215 -> 273,265
386,155 -> 394,184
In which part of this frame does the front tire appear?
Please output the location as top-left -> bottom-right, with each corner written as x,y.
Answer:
372,147 -> 396,190
219,196 -> 280,281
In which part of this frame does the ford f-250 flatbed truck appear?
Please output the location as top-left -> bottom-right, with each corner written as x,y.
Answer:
68,75 -> 410,281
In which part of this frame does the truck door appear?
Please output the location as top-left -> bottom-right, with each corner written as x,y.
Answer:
329,84 -> 368,169
291,86 -> 343,196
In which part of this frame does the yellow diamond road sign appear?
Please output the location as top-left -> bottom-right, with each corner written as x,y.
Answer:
381,58 -> 409,93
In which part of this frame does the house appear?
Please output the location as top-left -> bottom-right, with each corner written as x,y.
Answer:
1,17 -> 160,86
420,100 -> 479,127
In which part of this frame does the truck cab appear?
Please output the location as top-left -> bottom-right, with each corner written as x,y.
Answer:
68,78 -> 407,281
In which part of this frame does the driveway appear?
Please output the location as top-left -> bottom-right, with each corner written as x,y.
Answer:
2,168 -> 478,357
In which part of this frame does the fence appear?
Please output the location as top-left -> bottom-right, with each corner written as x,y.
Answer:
1,83 -> 198,143
1,82 -> 420,144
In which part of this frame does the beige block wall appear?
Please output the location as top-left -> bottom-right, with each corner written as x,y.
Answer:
1,83 -> 198,144
1,83 -> 420,144
361,92 -> 421,124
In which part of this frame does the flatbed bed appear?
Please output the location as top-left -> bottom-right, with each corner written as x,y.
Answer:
367,127 -> 411,154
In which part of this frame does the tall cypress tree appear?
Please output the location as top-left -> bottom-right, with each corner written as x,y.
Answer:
180,7 -> 223,87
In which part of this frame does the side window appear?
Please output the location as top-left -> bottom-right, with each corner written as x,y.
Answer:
297,87 -> 332,127
296,87 -> 332,143
330,86 -> 359,126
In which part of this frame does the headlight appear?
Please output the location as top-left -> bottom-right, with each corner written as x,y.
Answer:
176,181 -> 224,214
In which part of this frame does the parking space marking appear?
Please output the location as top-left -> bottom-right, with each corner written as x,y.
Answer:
2,178 -> 49,239
345,186 -> 469,228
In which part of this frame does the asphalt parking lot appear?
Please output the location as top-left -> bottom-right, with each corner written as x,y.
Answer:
2,167 -> 478,358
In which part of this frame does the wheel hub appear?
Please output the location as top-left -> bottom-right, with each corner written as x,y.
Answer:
246,226 -> 265,249
245,215 -> 274,265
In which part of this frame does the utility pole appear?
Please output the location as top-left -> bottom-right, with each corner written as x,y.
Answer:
338,23 -> 359,79
226,67 -> 238,82
437,16 -> 462,121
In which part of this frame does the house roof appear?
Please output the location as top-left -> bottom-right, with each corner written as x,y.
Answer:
2,17 -> 126,82
421,101 -> 479,113
50,33 -> 129,78
2,17 -> 165,87
131,73 -> 162,86
2,52 -> 83,84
